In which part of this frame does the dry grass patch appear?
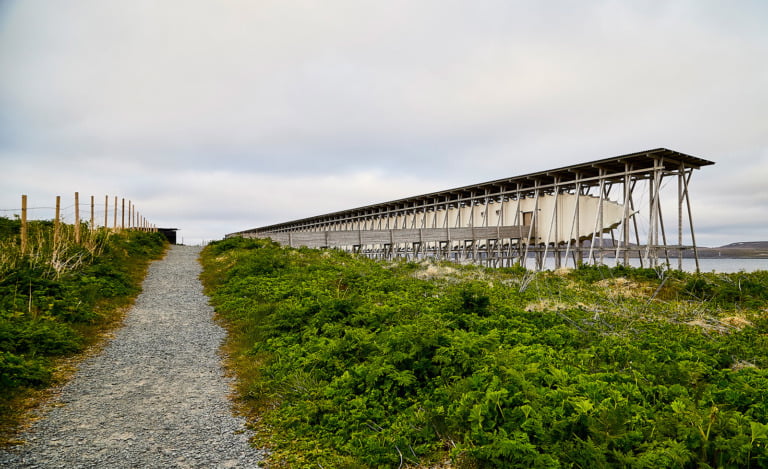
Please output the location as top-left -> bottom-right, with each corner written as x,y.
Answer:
720,315 -> 753,329
413,263 -> 458,281
595,277 -> 651,299
525,299 -> 571,312
684,315 -> 753,334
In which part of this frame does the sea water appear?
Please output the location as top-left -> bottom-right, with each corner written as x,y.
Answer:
675,258 -> 768,273
527,257 -> 768,273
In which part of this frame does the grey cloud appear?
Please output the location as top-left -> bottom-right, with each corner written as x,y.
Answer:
1,0 -> 767,245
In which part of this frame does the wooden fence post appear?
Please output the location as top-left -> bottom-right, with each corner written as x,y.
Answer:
54,195 -> 61,247
121,198 -> 125,231
90,195 -> 95,232
74,192 -> 81,243
20,195 -> 28,255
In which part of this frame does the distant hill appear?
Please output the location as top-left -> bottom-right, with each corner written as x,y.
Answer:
581,239 -> 768,259
718,241 -> 768,249
699,241 -> 768,258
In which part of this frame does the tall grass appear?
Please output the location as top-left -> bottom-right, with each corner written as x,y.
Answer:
0,219 -> 111,284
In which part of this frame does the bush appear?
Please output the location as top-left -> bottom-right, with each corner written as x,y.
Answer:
0,352 -> 51,389
0,217 -> 20,240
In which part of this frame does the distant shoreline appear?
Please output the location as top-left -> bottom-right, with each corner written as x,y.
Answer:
569,242 -> 768,260
691,247 -> 768,259
598,252 -> 768,260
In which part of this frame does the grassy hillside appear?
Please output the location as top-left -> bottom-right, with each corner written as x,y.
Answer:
202,238 -> 768,468
0,217 -> 167,443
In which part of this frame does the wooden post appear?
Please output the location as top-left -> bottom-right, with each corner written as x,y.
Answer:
90,195 -> 95,232
623,163 -> 631,266
678,163 -> 684,271
20,195 -> 28,255
682,169 -> 701,273
54,196 -> 61,247
121,198 -> 125,231
74,192 -> 81,243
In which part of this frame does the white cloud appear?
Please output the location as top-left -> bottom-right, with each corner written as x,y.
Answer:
1,0 -> 767,246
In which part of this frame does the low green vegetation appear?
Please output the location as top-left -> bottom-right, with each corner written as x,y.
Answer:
0,216 -> 166,440
202,237 -> 768,468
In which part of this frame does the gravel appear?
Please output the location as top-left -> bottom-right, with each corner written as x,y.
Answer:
0,245 -> 265,468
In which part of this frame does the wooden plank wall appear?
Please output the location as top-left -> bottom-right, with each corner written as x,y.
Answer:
244,225 -> 529,249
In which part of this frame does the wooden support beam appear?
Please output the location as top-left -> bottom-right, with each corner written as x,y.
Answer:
20,195 -> 28,255
74,192 -> 80,244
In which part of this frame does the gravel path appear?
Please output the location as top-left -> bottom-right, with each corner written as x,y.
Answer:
0,245 -> 265,468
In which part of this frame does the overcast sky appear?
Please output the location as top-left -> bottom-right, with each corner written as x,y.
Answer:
1,0 -> 766,246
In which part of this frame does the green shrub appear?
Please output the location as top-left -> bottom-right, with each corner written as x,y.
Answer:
0,352 -> 51,389
0,217 -> 20,240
